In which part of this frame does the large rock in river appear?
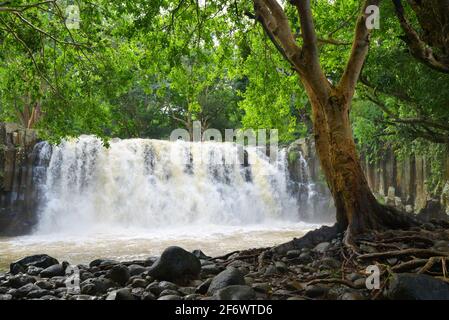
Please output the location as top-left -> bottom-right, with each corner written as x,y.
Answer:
386,273 -> 449,300
10,254 -> 59,274
147,246 -> 201,284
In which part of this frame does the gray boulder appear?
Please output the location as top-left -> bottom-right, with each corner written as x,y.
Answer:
146,281 -> 162,296
27,289 -> 51,299
313,242 -> 330,254
106,288 -> 136,300
105,264 -> 130,286
10,254 -> 59,274
201,264 -> 223,275
148,246 -> 201,284
213,285 -> 256,300
35,280 -> 54,290
305,284 -> 329,298
128,264 -> 147,277
207,267 -> 245,294
142,292 -> 156,300
81,277 -> 116,295
7,274 -> 36,288
130,278 -> 149,288
40,263 -> 67,278
286,250 -> 301,259
196,278 -> 212,294
387,273 -> 449,300
26,266 -> 43,276
158,281 -> 178,291
160,289 -> 180,297
15,283 -> 40,298
89,259 -> 119,269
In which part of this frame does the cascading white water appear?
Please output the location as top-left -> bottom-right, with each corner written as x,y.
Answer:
296,152 -> 318,220
33,136 -> 303,235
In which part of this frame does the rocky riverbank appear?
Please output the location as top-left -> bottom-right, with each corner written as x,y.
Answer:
1,224 -> 449,301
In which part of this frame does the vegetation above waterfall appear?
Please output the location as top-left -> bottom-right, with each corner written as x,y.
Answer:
0,1 -> 447,149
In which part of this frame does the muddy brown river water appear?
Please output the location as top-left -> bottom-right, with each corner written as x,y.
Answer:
0,224 -> 318,271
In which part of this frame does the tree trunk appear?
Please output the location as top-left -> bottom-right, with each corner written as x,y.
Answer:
324,94 -> 381,233
305,85 -> 347,228
309,90 -> 415,235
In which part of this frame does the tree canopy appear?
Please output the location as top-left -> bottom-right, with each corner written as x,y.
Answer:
0,0 -> 447,152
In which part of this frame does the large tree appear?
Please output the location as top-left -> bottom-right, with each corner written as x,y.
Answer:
251,0 -> 415,238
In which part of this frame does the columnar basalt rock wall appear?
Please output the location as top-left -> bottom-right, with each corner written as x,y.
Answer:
288,138 -> 449,219
361,150 -> 449,218
0,123 -> 39,235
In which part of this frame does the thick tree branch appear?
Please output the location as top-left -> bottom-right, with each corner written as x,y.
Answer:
338,0 -> 380,102
360,75 -> 413,103
364,91 -> 449,144
291,0 -> 319,65
360,73 -> 448,127
253,0 -> 302,70
392,118 -> 449,132
0,1 -> 55,13
13,12 -> 89,48
392,0 -> 449,74
253,0 -> 331,97
292,0 -> 331,96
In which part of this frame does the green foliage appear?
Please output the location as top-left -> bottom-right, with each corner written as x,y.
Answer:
235,27 -> 307,143
0,0 -> 447,188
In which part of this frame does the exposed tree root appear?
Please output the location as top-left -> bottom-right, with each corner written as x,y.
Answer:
230,220 -> 449,300
223,253 -> 262,266
343,228 -> 362,257
244,208 -> 449,300
211,250 -> 240,261
306,278 -> 358,289
358,240 -> 402,250
391,259 -> 429,272
358,248 -> 449,260
380,236 -> 434,246
418,257 -> 448,275
342,224 -> 449,298
436,277 -> 449,284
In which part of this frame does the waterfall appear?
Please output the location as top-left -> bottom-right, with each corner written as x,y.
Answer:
295,151 -> 318,221
32,136 -> 306,235
285,140 -> 335,223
